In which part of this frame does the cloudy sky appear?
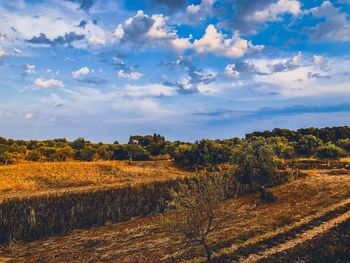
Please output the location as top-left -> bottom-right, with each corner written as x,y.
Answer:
1,0 -> 350,142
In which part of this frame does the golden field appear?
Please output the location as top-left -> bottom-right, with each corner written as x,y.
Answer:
0,160 -> 194,200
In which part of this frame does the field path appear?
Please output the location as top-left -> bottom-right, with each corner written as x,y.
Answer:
240,198 -> 350,262
210,196 -> 350,262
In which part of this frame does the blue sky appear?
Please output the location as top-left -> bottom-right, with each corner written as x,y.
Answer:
1,0 -> 350,142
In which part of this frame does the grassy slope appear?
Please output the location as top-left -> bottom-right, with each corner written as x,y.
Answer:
0,160 -> 194,200
1,170 -> 349,262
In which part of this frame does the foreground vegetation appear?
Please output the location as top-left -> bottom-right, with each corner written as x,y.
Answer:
1,170 -> 349,262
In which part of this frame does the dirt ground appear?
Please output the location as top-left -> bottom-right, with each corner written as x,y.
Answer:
1,170 -> 350,263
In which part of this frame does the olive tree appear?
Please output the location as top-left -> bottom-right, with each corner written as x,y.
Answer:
163,176 -> 229,262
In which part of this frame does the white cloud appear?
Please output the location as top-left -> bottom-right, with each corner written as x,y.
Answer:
0,2 -> 109,48
0,47 -> 6,58
306,1 -> 350,42
25,112 -> 34,119
225,64 -> 240,78
32,78 -> 65,89
183,0 -> 215,24
113,25 -> 124,41
24,64 -> 36,75
13,48 -> 22,55
72,67 -> 90,80
124,84 -> 177,97
197,81 -> 242,94
313,55 -> 330,72
88,35 -> 106,46
252,0 -> 301,22
113,10 -> 192,51
193,25 -> 263,58
117,69 -> 143,80
249,55 -> 350,98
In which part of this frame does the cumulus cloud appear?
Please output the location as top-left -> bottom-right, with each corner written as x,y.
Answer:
183,0 -> 215,24
110,57 -> 144,80
32,78 -> 65,89
117,70 -> 143,80
162,56 -> 217,94
268,52 -> 302,73
251,0 -> 301,22
27,32 -> 85,46
220,0 -> 276,34
234,61 -> 267,75
306,1 -> 350,42
225,64 -> 240,78
72,67 -> 90,79
72,66 -> 107,84
88,35 -> 106,45
193,25 -> 263,58
244,55 -> 350,98
113,10 -> 192,51
0,2 -> 108,48
313,55 -> 330,72
219,0 -> 300,35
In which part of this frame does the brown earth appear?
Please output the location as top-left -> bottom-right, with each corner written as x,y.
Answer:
1,170 -> 349,262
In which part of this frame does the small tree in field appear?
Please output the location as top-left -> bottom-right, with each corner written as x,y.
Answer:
163,177 -> 228,263
0,151 -> 13,165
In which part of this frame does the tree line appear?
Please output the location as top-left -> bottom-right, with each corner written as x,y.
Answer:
1,126 -> 350,166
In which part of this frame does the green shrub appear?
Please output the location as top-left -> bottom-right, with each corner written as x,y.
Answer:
26,150 -> 41,162
316,144 -> 345,160
232,140 -> 277,185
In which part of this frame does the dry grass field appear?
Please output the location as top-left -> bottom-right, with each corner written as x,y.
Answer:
0,160 -> 194,200
1,169 -> 349,262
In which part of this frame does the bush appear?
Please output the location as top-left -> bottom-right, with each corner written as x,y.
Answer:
112,145 -> 129,160
295,135 -> 323,157
336,139 -> 350,153
0,151 -> 14,164
125,144 -> 150,161
316,144 -> 345,160
173,144 -> 199,170
74,146 -> 97,161
26,150 -> 41,162
232,140 -> 277,186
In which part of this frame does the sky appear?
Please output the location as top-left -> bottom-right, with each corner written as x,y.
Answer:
1,0 -> 350,142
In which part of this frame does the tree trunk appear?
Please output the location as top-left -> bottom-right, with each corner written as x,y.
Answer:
202,240 -> 212,263
235,183 -> 240,198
